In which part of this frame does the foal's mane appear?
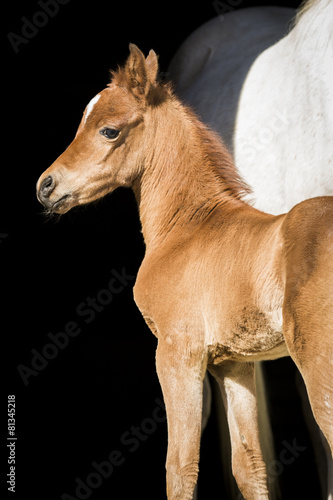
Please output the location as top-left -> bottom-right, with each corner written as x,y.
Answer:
184,106 -> 251,201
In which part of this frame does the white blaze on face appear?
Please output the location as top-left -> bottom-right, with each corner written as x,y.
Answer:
84,93 -> 101,123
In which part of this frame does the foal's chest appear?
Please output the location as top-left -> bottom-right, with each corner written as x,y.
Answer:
134,228 -> 287,362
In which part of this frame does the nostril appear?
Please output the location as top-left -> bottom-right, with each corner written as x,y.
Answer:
43,176 -> 53,189
40,175 -> 55,198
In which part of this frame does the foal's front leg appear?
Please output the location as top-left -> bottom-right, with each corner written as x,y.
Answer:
209,361 -> 269,500
156,339 -> 206,500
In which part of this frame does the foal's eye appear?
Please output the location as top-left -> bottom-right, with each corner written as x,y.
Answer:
100,128 -> 120,140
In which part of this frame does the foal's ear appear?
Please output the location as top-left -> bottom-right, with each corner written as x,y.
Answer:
124,43 -> 159,97
145,49 -> 159,85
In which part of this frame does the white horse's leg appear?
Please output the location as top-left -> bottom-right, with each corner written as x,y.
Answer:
156,339 -> 206,500
209,361 -> 269,499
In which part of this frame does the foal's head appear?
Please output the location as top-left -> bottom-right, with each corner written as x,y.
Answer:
36,44 -> 164,214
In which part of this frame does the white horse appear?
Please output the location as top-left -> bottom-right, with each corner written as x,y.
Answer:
169,0 -> 333,498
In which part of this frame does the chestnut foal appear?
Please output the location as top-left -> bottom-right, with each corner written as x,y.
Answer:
37,45 -> 333,500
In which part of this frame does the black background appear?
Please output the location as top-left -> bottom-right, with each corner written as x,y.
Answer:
3,1 -> 321,499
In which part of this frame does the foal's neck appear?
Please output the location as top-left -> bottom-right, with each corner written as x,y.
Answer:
133,97 -> 247,248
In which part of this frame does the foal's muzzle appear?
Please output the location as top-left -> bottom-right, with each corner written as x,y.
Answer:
37,174 -> 71,213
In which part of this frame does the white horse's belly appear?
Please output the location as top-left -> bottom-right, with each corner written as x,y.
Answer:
234,36 -> 333,214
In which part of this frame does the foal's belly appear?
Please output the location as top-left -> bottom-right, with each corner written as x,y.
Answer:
207,306 -> 289,364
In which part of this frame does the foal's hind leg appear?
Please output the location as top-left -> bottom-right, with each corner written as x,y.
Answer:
283,308 -> 333,455
283,281 -> 333,455
209,361 -> 269,499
